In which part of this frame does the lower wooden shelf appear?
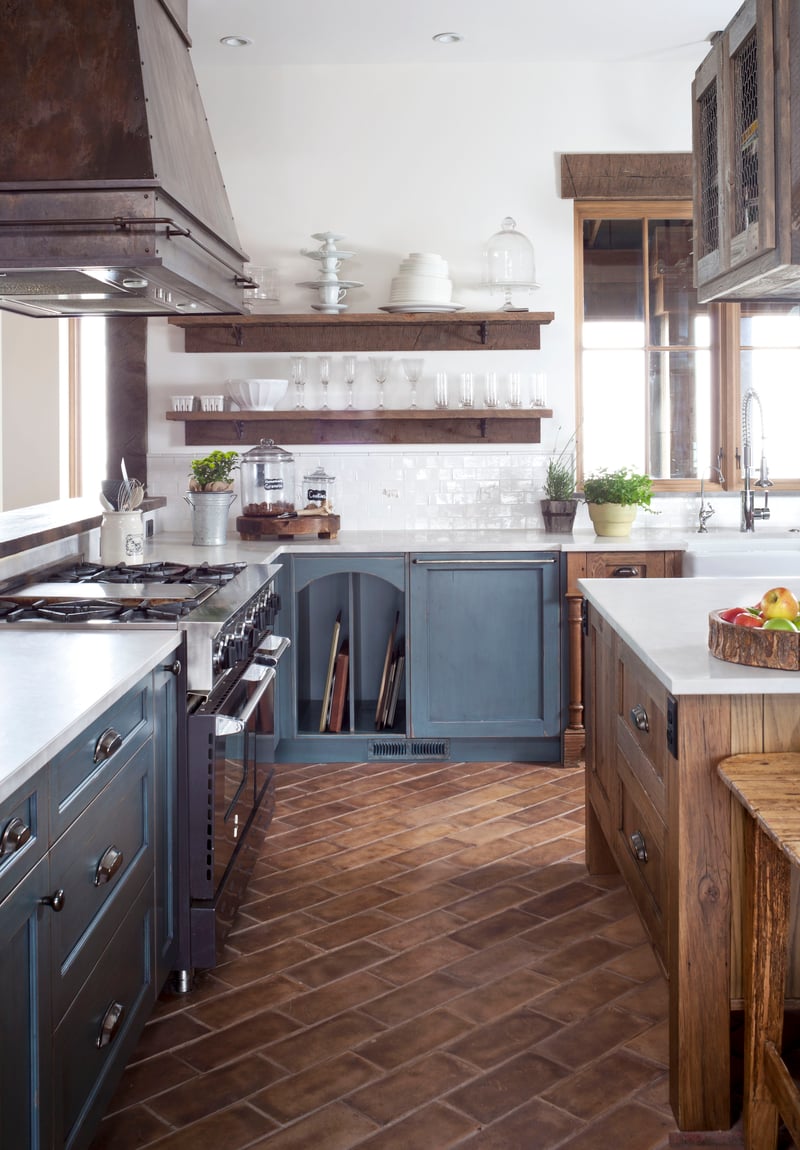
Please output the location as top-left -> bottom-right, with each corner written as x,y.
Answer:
166,408 -> 552,445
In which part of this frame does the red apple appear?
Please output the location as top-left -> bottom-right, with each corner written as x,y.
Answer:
719,606 -> 749,623
760,587 -> 800,620
734,613 -> 763,628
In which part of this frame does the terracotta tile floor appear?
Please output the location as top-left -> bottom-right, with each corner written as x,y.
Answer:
90,759 -> 690,1150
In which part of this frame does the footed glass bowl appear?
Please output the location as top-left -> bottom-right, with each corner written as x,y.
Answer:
226,378 -> 288,411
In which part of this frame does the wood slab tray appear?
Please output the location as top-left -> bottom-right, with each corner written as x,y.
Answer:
708,610 -> 800,671
236,514 -> 340,541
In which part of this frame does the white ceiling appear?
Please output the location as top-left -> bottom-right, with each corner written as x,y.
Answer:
187,0 -> 741,69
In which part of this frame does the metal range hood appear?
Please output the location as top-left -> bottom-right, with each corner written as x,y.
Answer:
0,0 -> 250,317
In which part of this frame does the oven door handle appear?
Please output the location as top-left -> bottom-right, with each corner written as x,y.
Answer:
214,664 -> 277,735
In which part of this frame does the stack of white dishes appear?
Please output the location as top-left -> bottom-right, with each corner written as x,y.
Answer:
380,253 -> 464,313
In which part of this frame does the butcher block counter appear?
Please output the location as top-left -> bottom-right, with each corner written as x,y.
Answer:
578,577 -> 800,1133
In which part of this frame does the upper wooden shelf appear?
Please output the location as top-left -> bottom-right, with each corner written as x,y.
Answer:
167,311 -> 555,354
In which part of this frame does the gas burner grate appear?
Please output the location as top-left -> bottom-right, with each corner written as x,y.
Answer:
35,600 -> 134,623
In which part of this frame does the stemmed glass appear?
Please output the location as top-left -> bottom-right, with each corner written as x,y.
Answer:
290,356 -> 307,410
401,358 -> 424,410
343,355 -> 357,410
369,356 -> 391,411
318,356 -> 331,410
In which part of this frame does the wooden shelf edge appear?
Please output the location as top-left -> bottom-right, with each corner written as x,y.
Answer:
168,311 -> 555,328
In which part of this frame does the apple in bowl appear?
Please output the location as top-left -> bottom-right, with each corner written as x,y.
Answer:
760,586 -> 800,620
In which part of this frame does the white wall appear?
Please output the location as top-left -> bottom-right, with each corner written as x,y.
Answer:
146,57 -> 714,533
1,312 -> 62,510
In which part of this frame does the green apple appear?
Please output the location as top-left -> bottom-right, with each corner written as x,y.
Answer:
763,617 -> 799,631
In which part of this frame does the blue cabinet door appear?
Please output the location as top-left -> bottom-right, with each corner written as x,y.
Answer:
409,553 -> 561,738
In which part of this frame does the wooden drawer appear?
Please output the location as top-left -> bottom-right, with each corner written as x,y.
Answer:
0,778 -> 47,903
50,675 -> 152,838
615,645 -> 669,822
54,878 -> 154,1150
586,551 -> 666,580
50,740 -> 154,1019
615,764 -> 668,967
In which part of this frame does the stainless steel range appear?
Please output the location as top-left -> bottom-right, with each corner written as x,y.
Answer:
0,557 -> 289,981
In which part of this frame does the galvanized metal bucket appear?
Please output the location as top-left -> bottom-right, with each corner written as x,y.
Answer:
184,491 -> 237,546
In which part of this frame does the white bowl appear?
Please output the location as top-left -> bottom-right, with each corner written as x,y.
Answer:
225,378 -> 289,411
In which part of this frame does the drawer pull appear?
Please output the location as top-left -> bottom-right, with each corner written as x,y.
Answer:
94,845 -> 124,886
612,566 -> 640,578
630,830 -> 648,863
41,889 -> 66,913
97,1001 -> 125,1048
0,817 -> 31,859
93,728 -> 123,764
630,704 -> 650,733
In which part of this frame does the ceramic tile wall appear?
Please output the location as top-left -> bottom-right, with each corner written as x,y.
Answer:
146,448 -> 796,536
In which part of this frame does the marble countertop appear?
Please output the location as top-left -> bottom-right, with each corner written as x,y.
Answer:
578,576 -> 800,695
0,631 -> 182,805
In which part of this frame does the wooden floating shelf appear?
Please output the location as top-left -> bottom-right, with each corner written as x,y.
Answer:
167,311 -> 555,354
166,408 -> 553,446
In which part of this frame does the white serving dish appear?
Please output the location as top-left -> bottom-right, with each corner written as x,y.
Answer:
225,378 -> 289,411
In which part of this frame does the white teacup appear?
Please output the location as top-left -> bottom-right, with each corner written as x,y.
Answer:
319,283 -> 346,305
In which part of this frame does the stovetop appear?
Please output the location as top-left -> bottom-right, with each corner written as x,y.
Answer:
46,560 -> 248,586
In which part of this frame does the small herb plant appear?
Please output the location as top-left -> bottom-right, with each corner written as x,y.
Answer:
582,466 -> 654,510
188,450 -> 239,491
542,432 -> 576,501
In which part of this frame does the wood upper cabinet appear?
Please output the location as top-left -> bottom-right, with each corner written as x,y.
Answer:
692,0 -> 800,302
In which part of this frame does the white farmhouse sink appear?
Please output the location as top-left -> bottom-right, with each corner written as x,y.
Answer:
683,537 -> 800,577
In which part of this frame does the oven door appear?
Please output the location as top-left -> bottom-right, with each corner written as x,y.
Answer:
187,661 -> 277,968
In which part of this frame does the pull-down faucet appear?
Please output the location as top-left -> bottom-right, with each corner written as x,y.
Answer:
741,387 -> 772,531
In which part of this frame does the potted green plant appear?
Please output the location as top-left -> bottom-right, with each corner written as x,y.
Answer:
540,434 -> 578,533
582,466 -> 654,537
185,450 -> 240,545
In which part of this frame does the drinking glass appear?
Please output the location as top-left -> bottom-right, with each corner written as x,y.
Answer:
435,371 -> 449,409
318,355 -> 331,409
343,355 -> 357,410
459,372 -> 474,408
290,356 -> 307,410
530,371 -> 547,407
369,356 -> 391,411
401,357 -> 424,410
483,371 -> 498,408
507,371 -> 522,408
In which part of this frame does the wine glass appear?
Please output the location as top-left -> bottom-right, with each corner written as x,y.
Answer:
342,355 -> 357,410
318,355 -> 331,410
290,356 -> 306,410
401,358 -> 424,410
369,356 -> 391,411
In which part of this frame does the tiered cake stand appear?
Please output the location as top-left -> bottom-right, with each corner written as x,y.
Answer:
297,231 -> 363,314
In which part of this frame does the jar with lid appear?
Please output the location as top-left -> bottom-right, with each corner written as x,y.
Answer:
301,465 -> 336,513
240,439 -> 295,516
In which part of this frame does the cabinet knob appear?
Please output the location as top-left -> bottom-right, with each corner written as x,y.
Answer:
0,816 -> 32,860
94,845 -> 124,886
612,566 -> 640,578
630,830 -> 648,863
630,704 -> 650,733
96,1001 -> 125,1048
163,660 -> 182,676
41,889 -> 66,913
93,728 -> 123,764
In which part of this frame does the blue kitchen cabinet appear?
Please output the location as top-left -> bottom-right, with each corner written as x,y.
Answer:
408,552 -> 562,760
0,658 -> 179,1150
277,554 -> 406,761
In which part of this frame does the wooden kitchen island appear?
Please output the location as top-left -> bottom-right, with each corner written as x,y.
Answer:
580,576 -> 800,1134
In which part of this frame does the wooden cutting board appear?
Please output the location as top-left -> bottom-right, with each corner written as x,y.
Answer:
708,610 -> 800,670
236,514 -> 340,540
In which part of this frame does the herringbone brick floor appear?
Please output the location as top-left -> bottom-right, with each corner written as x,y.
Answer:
90,759 -> 688,1149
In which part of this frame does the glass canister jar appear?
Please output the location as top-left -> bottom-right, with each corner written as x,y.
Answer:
240,439 -> 295,516
301,465 -> 336,513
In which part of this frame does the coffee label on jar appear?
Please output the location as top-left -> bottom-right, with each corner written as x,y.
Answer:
262,478 -> 284,491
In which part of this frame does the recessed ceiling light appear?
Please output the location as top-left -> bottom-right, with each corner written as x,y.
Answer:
219,35 -> 253,48
432,32 -> 463,44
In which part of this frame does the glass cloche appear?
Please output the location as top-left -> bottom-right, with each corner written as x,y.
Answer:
483,216 -> 540,311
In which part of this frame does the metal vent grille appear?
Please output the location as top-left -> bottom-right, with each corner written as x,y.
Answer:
733,29 -> 759,235
368,739 -> 449,760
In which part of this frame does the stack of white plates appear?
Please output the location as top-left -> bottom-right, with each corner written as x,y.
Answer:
380,253 -> 464,313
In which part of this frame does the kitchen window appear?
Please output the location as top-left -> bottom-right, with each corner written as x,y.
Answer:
69,316 -> 107,498
575,200 -> 800,492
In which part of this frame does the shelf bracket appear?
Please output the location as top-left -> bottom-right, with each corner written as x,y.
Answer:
479,418 -> 487,439
234,420 -> 245,441
479,321 -> 489,345
232,325 -> 244,348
